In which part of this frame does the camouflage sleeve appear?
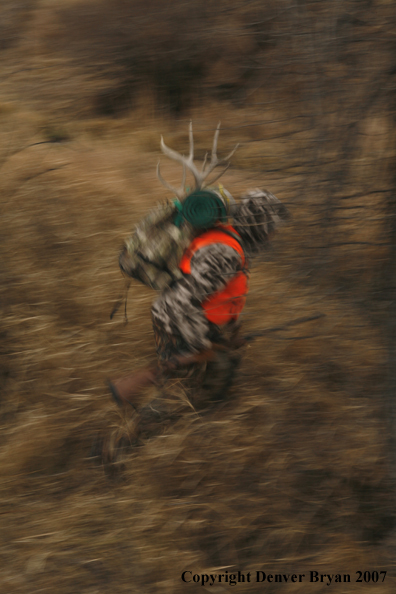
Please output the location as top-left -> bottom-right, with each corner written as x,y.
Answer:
232,189 -> 289,255
151,243 -> 242,352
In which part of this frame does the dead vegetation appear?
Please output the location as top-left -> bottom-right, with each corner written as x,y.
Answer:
1,1 -> 396,592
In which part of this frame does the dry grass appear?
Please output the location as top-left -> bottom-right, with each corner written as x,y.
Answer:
0,3 -> 395,593
0,108 -> 394,592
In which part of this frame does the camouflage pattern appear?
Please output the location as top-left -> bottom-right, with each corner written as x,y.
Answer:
152,242 -> 243,352
103,188 -> 289,462
121,188 -> 288,389
120,201 -> 195,291
232,189 -> 290,255
151,188 -> 289,355
119,186 -> 236,291
152,315 -> 242,408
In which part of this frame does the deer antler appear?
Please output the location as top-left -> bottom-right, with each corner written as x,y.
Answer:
156,161 -> 186,200
156,122 -> 238,198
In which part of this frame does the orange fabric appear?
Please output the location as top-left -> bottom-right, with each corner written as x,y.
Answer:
179,225 -> 249,325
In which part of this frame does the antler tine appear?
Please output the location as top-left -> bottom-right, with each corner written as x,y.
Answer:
200,144 -> 238,188
188,120 -> 194,161
211,121 -> 221,162
200,122 -> 239,188
158,123 -> 238,193
160,133 -> 202,188
157,161 -> 186,200
160,135 -> 188,168
204,163 -> 231,186
221,142 -> 240,163
181,160 -> 186,190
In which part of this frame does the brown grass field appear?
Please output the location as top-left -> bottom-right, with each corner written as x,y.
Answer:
0,2 -> 395,593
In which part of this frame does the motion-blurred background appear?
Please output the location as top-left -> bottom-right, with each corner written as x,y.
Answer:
0,1 -> 395,592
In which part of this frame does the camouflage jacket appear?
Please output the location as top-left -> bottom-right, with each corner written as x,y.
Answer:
151,242 -> 242,352
151,189 -> 288,353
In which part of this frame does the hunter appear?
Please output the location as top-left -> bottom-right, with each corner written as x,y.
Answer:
110,123 -> 288,432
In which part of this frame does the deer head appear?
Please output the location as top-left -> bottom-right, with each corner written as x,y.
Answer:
157,121 -> 239,200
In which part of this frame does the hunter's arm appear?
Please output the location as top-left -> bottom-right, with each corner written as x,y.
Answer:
151,243 -> 242,352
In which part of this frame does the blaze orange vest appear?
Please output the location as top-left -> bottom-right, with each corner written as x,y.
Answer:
179,224 -> 249,325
